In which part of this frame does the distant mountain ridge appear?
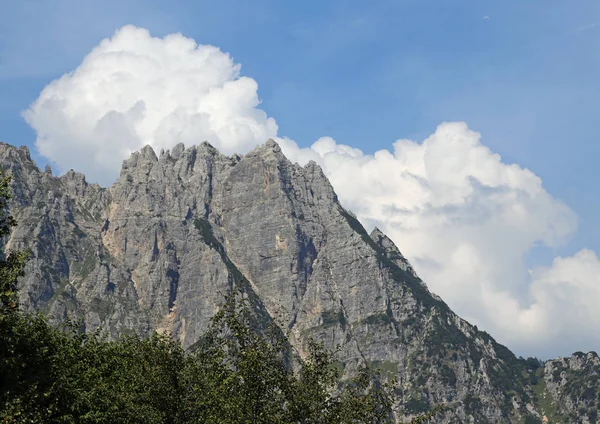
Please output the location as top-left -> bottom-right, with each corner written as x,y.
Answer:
1,141 -> 598,423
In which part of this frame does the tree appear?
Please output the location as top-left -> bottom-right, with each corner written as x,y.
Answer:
0,171 -> 29,312
178,292 -> 294,423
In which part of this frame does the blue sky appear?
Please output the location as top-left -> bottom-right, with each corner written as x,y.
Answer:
2,0 -> 599,256
1,0 -> 600,356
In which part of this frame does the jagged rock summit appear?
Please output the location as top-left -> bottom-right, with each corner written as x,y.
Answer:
1,140 -> 598,423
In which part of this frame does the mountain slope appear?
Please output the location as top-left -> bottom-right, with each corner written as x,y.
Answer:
1,141 -> 598,423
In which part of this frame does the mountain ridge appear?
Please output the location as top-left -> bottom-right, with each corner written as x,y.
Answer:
1,140 -> 598,423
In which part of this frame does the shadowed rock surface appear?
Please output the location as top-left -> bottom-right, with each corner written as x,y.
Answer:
1,141 -> 598,423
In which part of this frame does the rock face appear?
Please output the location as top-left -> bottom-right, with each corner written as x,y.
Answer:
536,352 -> 600,423
1,141 -> 598,423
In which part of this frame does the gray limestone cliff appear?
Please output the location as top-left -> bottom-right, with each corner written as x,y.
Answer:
1,141 -> 598,423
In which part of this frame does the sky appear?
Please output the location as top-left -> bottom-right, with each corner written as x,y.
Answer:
1,0 -> 599,359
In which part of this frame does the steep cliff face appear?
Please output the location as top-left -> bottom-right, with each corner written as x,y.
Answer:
1,141 -> 598,423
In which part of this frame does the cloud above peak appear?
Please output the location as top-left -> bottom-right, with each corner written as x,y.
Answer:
23,25 -> 277,185
23,25 -> 600,358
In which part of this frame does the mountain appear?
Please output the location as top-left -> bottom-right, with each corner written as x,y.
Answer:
1,141 -> 599,423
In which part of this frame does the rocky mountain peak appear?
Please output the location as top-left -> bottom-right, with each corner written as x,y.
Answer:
264,138 -> 282,152
18,145 -> 31,160
0,142 -> 35,171
245,138 -> 287,165
2,140 -> 598,423
171,142 -> 185,159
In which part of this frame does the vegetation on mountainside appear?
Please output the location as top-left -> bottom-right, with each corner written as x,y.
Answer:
1,294 -> 401,423
0,172 -> 29,313
530,352 -> 600,423
0,171 -> 443,423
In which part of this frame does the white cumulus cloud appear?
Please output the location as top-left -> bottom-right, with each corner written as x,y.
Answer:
24,25 -> 600,358
23,25 -> 278,185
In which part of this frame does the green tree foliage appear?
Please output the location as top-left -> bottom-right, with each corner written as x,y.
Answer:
178,292 -> 400,423
1,297 -> 441,423
1,314 -> 188,423
0,174 -> 442,423
0,171 -> 29,312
